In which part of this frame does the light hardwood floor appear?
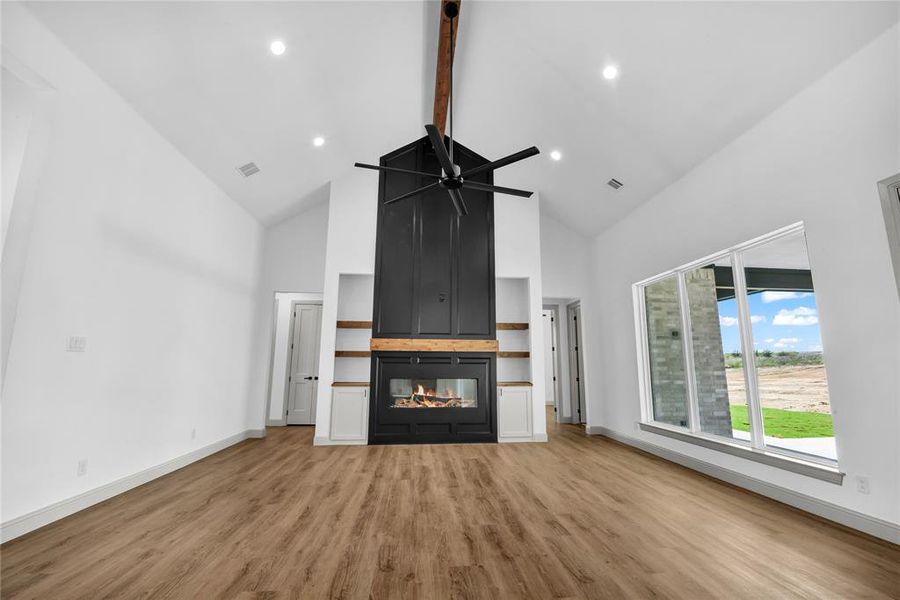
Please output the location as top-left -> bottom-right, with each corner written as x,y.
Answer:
2,412 -> 898,599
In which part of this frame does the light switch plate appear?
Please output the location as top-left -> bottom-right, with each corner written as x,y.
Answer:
66,336 -> 87,352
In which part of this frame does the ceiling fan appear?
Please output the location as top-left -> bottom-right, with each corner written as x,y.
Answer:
354,1 -> 539,216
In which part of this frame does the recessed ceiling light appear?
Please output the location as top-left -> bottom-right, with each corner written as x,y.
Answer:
313,136 -> 325,147
550,150 -> 562,161
602,65 -> 619,80
270,40 -> 286,56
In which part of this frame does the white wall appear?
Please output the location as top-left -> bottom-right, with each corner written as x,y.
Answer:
540,212 -> 590,300
585,26 -> 900,530
495,195 -> 548,441
539,212 -> 592,422
247,200 -> 329,429
1,3 -> 263,534
261,200 -> 329,294
313,169 -> 378,443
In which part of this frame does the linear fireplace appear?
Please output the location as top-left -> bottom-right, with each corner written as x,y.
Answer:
370,352 -> 496,444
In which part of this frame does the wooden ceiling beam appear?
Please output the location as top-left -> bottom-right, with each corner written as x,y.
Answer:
432,1 -> 461,137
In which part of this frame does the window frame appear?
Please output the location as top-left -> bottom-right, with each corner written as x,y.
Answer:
633,222 -> 843,483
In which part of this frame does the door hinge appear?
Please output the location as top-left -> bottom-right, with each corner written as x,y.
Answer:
289,375 -> 291,382
553,376 -> 556,381
576,377 -> 580,382
551,346 -> 555,351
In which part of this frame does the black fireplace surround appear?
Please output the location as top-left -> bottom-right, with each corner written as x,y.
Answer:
370,352 -> 496,444
368,136 -> 498,444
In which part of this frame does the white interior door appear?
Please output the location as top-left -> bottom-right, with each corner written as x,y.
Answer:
286,303 -> 322,425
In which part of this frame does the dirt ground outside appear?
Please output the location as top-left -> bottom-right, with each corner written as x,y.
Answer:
725,365 -> 831,413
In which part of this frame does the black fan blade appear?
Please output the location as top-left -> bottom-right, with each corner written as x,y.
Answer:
461,180 -> 533,198
355,162 -> 440,179
447,188 -> 468,217
385,181 -> 440,205
460,146 -> 540,179
424,124 -> 457,177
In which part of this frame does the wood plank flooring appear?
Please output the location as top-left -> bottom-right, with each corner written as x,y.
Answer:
2,411 -> 898,599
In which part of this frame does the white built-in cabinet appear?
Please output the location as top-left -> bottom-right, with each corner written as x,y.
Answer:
330,385 -> 369,443
497,384 -> 533,442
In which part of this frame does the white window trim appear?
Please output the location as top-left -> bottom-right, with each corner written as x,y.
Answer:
633,222 -> 844,484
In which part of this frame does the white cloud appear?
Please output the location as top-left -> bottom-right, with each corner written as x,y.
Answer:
773,306 -> 818,326
719,316 -> 738,327
807,344 -> 823,352
750,315 -> 766,324
761,291 -> 812,303
764,338 -> 775,344
772,337 -> 800,349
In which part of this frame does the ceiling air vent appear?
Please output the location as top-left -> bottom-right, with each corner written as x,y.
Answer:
236,162 -> 260,177
607,178 -> 623,190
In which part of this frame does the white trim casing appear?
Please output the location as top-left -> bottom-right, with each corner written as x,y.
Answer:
1,429 -> 264,543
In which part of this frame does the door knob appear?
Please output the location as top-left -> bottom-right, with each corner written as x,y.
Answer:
304,376 -> 313,380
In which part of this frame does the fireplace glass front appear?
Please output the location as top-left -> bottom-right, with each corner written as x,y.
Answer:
389,378 -> 477,409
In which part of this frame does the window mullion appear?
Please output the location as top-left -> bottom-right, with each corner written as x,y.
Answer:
733,251 -> 765,449
677,271 -> 701,433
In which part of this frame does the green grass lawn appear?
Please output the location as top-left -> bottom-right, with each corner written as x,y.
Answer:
730,405 -> 834,438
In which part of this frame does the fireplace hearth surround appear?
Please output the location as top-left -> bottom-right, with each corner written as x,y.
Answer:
368,136 -> 498,444
370,353 -> 496,444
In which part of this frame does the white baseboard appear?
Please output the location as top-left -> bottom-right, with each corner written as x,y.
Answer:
313,436 -> 367,446
589,425 -> 900,545
532,433 -> 548,442
1,429 -> 260,543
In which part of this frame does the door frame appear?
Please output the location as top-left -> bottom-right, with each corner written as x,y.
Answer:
263,292 -> 324,427
567,301 -> 586,425
542,305 -> 563,423
878,173 -> 900,299
283,300 -> 323,425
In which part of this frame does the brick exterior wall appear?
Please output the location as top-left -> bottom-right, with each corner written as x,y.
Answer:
685,269 -> 733,437
645,271 -> 733,436
645,277 -> 689,427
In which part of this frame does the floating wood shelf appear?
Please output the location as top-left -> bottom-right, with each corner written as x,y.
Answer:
497,322 -> 529,330
370,338 -> 499,352
334,351 -> 371,358
498,351 -> 530,358
337,320 -> 373,329
497,381 -> 533,387
332,381 -> 369,387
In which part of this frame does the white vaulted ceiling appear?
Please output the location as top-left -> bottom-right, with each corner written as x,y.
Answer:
24,1 -> 899,235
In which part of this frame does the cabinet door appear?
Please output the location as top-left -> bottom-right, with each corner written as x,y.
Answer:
330,387 -> 369,441
498,387 -> 532,440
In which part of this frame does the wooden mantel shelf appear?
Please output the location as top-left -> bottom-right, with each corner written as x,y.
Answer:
335,350 -> 371,358
332,381 -> 369,387
337,320 -> 373,329
370,338 -> 499,352
498,351 -> 530,358
497,322 -> 529,330
498,381 -> 533,387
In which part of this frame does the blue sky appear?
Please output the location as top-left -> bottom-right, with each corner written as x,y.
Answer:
717,291 -> 823,354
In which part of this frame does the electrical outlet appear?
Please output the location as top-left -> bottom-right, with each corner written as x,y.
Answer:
66,336 -> 88,352
855,476 -> 870,495
77,459 -> 88,477
191,428 -> 196,440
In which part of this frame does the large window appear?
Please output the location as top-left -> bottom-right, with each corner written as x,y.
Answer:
635,224 -> 836,465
